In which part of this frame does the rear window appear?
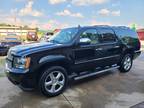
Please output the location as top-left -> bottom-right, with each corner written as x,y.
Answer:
98,29 -> 116,43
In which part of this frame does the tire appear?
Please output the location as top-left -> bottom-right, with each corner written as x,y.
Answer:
119,54 -> 133,73
38,66 -> 68,97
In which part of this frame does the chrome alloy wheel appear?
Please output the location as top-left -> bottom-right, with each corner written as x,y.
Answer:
44,71 -> 65,93
123,56 -> 132,71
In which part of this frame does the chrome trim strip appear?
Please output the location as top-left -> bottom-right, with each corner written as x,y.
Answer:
135,50 -> 141,53
75,55 -> 120,64
74,66 -> 120,80
5,67 -> 29,74
80,42 -> 118,48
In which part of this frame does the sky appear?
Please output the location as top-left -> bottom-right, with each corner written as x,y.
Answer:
0,0 -> 144,30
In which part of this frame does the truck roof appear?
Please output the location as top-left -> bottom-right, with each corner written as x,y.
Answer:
66,25 -> 131,30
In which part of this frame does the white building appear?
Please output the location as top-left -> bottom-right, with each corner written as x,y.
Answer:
0,26 -> 37,40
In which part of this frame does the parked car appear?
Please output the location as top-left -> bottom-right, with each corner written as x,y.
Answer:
5,26 -> 141,97
0,33 -> 21,55
27,32 -> 38,41
40,32 -> 54,42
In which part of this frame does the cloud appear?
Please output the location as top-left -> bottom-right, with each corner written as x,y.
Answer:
19,1 -> 43,17
48,0 -> 67,4
112,1 -> 120,7
0,15 -> 23,26
15,0 -> 25,2
29,20 -> 39,28
111,10 -> 120,16
0,9 -> 68,29
98,8 -> 120,16
41,20 -> 69,29
67,4 -> 72,8
98,8 -> 110,16
56,9 -> 84,18
90,20 -> 111,26
48,0 -> 109,6
71,0 -> 109,6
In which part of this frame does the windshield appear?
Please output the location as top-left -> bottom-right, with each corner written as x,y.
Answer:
49,28 -> 78,44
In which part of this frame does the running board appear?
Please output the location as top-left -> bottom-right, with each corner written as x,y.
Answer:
74,66 -> 120,80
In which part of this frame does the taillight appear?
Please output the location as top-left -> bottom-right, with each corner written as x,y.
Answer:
138,39 -> 141,50
137,33 -> 141,50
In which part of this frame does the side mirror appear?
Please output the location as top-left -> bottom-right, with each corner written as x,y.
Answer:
79,38 -> 91,45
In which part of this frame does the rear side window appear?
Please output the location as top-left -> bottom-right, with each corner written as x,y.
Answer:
98,29 -> 116,43
114,28 -> 140,50
114,28 -> 138,44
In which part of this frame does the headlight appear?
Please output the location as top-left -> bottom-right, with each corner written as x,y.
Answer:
13,57 -> 31,69
0,42 -> 2,46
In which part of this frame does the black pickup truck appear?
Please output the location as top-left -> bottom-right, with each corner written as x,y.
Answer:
5,26 -> 141,97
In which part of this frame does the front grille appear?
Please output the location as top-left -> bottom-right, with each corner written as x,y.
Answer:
6,59 -> 12,69
7,50 -> 14,61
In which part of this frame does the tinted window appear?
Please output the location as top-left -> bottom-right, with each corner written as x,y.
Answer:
114,28 -> 138,38
99,29 -> 116,43
114,28 -> 138,44
80,29 -> 99,44
114,28 -> 140,50
49,28 -> 78,44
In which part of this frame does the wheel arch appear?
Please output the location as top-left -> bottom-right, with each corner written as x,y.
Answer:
122,48 -> 135,59
34,55 -> 72,83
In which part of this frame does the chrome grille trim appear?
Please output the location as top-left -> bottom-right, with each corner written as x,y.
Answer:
7,50 -> 15,61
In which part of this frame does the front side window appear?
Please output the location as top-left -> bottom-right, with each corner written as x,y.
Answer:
99,29 -> 116,43
80,29 -> 99,45
49,28 -> 78,44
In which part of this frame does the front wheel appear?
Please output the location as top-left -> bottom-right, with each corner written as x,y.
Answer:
119,54 -> 133,73
38,66 -> 68,97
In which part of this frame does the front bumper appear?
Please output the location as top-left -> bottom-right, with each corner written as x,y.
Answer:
5,61 -> 36,89
6,71 -> 24,85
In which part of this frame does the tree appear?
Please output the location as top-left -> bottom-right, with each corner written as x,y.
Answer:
131,24 -> 137,31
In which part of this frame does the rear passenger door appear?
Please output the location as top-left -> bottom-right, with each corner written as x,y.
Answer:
97,28 -> 121,66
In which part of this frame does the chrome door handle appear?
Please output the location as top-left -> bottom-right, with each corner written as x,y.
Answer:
114,46 -> 120,48
95,48 -> 103,51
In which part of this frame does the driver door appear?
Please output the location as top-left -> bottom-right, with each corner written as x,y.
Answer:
73,28 -> 102,72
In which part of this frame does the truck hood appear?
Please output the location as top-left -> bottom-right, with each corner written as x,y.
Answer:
9,42 -> 62,56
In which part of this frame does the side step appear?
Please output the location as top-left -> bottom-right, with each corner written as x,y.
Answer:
74,66 -> 120,80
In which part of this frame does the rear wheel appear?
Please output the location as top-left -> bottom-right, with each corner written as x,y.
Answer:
119,54 -> 133,73
39,66 -> 68,97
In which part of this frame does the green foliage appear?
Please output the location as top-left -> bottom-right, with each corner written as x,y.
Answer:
37,30 -> 46,38
131,24 -> 137,31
